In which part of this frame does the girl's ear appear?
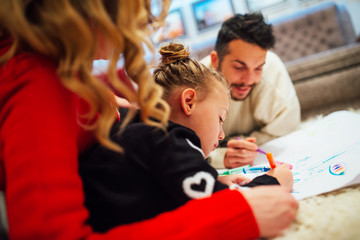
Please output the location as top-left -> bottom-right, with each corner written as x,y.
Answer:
180,88 -> 196,116
210,50 -> 219,70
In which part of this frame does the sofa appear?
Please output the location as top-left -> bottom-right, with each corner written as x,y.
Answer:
286,41 -> 360,120
271,2 -> 360,120
191,2 -> 360,121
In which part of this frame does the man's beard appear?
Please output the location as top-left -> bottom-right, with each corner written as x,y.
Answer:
230,83 -> 257,101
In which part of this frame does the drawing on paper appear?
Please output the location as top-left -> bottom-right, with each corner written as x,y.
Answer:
329,162 -> 346,175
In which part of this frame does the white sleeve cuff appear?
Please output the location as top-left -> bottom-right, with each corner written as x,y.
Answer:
207,148 -> 227,169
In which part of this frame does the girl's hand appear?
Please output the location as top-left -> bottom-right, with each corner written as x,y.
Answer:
217,174 -> 252,186
266,164 -> 293,192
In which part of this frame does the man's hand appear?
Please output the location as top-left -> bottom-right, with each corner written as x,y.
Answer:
224,137 -> 258,168
241,186 -> 299,238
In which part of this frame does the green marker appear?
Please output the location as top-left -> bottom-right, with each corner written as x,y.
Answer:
218,165 -> 251,175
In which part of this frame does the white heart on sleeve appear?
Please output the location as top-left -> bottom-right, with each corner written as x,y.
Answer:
182,171 -> 215,199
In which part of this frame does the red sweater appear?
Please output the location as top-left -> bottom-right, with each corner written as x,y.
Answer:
0,40 -> 259,240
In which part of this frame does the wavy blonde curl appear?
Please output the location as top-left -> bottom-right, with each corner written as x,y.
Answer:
0,0 -> 171,152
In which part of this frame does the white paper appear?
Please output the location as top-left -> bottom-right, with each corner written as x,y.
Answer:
252,110 -> 360,200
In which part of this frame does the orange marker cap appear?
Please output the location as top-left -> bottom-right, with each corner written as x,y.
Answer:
266,152 -> 277,169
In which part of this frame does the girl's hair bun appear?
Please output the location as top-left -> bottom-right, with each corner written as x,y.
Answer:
159,42 -> 190,65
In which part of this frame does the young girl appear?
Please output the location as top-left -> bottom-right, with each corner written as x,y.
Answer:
79,43 -> 294,232
153,43 -> 293,189
0,1 -> 298,239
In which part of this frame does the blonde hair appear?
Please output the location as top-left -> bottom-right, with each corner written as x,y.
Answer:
153,42 -> 229,101
0,0 -> 171,152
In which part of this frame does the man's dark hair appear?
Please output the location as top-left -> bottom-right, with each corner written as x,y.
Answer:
214,13 -> 275,63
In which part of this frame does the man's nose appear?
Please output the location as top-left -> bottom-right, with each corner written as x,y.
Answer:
242,70 -> 258,85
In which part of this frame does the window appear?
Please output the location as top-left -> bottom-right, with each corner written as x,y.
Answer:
192,0 -> 234,32
246,0 -> 287,12
152,8 -> 186,44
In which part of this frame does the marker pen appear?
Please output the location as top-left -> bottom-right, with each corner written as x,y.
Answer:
219,165 -> 251,175
266,152 -> 277,169
235,137 -> 267,155
242,166 -> 271,174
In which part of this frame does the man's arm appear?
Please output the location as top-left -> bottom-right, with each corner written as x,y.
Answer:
206,147 -> 227,169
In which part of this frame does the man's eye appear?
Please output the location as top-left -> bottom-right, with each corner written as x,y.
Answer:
234,66 -> 244,71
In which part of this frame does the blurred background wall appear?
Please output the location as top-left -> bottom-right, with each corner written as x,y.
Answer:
151,0 -> 360,54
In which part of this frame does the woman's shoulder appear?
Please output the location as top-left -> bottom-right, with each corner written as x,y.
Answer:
1,50 -> 58,91
7,50 -> 56,72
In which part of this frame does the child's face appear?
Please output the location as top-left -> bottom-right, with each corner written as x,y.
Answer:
188,83 -> 229,158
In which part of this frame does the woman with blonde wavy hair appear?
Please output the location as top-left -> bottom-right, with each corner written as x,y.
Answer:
0,0 -> 298,239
